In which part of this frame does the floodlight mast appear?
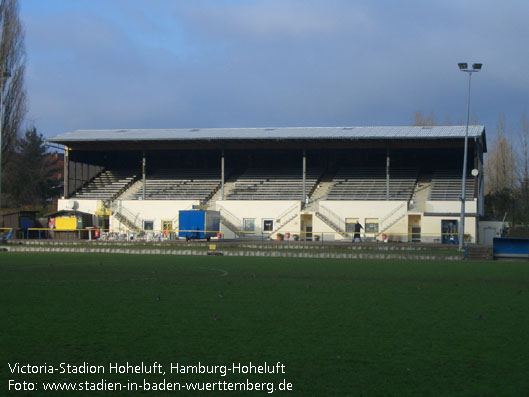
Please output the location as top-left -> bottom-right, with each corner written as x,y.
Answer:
458,62 -> 482,250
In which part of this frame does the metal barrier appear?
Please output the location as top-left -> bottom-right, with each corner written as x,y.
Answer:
20,227 -> 464,245
229,230 -> 464,244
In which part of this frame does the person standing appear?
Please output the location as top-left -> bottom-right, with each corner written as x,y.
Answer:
353,220 -> 364,243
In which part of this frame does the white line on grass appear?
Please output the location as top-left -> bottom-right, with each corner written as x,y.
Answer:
198,267 -> 229,277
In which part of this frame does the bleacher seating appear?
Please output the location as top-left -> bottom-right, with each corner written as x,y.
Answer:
227,168 -> 322,200
121,169 -> 221,201
326,167 -> 417,200
428,169 -> 475,200
73,170 -> 136,200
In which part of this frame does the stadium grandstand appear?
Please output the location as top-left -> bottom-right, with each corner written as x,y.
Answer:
46,125 -> 487,243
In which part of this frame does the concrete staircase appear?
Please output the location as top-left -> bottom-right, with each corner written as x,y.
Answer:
379,203 -> 407,234
466,245 -> 493,261
205,175 -> 240,210
272,214 -> 297,234
409,175 -> 432,213
108,175 -> 140,202
271,203 -> 300,234
217,205 -> 243,236
315,205 -> 348,236
119,180 -> 143,200
305,180 -> 334,212
110,202 -> 143,230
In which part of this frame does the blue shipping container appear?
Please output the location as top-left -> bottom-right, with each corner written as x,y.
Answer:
178,210 -> 220,240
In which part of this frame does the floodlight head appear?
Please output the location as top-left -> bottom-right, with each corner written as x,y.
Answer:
472,63 -> 482,71
458,63 -> 468,70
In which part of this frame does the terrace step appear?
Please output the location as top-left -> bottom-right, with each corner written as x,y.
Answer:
467,245 -> 493,261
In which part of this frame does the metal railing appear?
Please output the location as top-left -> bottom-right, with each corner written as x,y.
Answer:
272,203 -> 300,233
111,201 -> 143,230
317,204 -> 346,233
379,202 -> 407,232
275,202 -> 299,224
15,227 -> 469,245
217,205 -> 243,230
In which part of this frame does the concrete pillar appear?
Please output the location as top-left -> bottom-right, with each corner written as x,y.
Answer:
221,149 -> 225,200
386,148 -> 390,200
142,152 -> 146,200
302,149 -> 307,202
64,147 -> 69,198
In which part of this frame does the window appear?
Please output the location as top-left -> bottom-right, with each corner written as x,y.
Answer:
365,218 -> 379,233
143,220 -> 154,231
243,218 -> 255,232
345,218 -> 359,233
263,219 -> 274,232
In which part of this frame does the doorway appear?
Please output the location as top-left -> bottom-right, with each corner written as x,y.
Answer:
483,227 -> 496,246
97,215 -> 109,231
441,219 -> 458,244
408,215 -> 421,243
162,220 -> 173,239
300,214 -> 313,241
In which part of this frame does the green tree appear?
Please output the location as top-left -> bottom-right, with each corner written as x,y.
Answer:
4,128 -> 60,209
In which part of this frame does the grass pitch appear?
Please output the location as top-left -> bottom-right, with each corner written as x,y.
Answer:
1,253 -> 529,396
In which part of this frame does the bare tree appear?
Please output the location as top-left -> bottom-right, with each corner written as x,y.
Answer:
443,113 -> 453,126
520,111 -> 529,188
0,0 -> 26,166
518,111 -> 529,223
412,110 -> 436,126
485,113 -> 517,194
470,112 -> 480,126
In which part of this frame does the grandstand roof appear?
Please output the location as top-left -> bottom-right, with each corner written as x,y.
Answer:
48,125 -> 486,146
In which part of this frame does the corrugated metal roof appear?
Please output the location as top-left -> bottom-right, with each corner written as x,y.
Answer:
47,125 -> 486,143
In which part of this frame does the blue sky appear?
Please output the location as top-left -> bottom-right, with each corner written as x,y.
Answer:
20,0 -> 529,139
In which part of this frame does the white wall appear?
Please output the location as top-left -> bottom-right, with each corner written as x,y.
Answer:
479,221 -> 505,245
216,200 -> 300,238
320,200 -> 405,219
58,198 -> 99,214
111,200 -> 198,231
421,216 -> 477,243
320,200 -> 409,241
425,200 -> 477,214
58,198 -> 480,243
312,214 -> 341,241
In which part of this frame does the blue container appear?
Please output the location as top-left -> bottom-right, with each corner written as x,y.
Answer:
20,217 -> 35,230
493,237 -> 529,259
178,210 -> 220,240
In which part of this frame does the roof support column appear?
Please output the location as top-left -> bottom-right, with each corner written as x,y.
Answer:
221,149 -> 225,200
73,155 -> 78,193
81,162 -> 85,192
302,149 -> 307,204
142,151 -> 146,201
64,147 -> 69,198
386,147 -> 390,201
